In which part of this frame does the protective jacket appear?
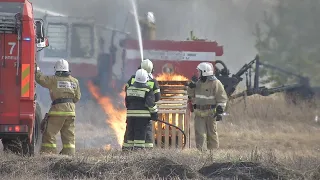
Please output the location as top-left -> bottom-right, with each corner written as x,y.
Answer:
35,71 -> 81,116
139,19 -> 156,40
125,82 -> 158,119
125,75 -> 160,102
187,76 -> 228,109
187,75 -> 227,150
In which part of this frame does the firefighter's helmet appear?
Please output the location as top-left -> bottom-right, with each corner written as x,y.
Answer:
197,62 -> 214,76
135,69 -> 149,83
141,59 -> 154,73
54,59 -> 69,72
147,12 -> 155,24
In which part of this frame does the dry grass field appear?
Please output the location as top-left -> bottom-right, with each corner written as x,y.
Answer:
1,94 -> 320,180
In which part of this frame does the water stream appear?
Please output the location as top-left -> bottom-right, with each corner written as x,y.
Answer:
129,0 -> 144,61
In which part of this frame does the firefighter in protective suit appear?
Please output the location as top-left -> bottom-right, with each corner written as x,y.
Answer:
122,59 -> 160,150
125,69 -> 158,150
35,59 -> 81,155
187,62 -> 228,150
139,12 -> 156,40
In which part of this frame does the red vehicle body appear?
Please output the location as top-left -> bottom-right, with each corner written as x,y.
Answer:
120,38 -> 224,80
0,0 -> 47,156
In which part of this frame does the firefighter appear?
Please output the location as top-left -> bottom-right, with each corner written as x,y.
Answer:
122,59 -> 160,150
139,11 -> 156,40
35,59 -> 81,156
187,62 -> 228,151
125,69 -> 158,150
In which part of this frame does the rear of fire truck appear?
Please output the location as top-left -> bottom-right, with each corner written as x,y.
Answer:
120,32 -> 224,148
0,0 -> 48,156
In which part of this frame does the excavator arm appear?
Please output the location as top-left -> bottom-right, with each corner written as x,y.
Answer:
213,55 -> 317,103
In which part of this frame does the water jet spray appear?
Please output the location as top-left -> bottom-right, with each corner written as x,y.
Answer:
129,0 -> 144,61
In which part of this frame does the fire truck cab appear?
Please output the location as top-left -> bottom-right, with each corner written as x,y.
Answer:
0,0 -> 49,156
37,15 -> 129,104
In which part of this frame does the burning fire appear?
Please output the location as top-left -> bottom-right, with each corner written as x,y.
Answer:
85,73 -> 189,149
155,114 -> 183,130
87,81 -> 126,148
156,73 -> 189,81
105,144 -> 111,151
154,113 -> 186,147
153,73 -> 188,147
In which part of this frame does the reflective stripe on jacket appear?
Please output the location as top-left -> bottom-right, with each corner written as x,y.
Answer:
187,76 -> 228,109
125,83 -> 158,118
35,71 -> 81,116
125,75 -> 160,102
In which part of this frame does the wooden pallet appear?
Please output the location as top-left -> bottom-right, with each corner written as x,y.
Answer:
153,81 -> 191,149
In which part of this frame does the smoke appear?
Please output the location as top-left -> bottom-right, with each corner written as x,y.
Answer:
30,0 -> 275,148
31,0 -> 273,73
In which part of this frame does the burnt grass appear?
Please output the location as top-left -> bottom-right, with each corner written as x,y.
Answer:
0,150 -> 319,180
1,95 -> 320,179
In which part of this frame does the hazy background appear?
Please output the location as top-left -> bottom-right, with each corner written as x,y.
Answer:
30,0 -> 275,73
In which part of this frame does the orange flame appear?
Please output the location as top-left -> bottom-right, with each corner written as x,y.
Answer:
105,144 -> 111,151
87,81 -> 126,148
156,73 -> 189,81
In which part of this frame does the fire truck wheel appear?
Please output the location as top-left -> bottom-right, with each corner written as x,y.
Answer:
33,102 -> 42,153
25,102 -> 42,156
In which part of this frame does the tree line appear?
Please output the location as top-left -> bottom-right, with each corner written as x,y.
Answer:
255,0 -> 320,87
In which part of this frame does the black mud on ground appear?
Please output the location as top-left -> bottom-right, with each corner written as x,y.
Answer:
47,157 -> 203,179
199,161 -> 305,180
47,159 -> 308,180
0,157 -> 310,180
142,157 -> 204,179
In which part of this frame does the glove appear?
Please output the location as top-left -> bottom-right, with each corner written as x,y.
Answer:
215,105 -> 224,121
188,82 -> 196,88
189,75 -> 198,88
151,112 -> 158,120
216,114 -> 223,121
216,105 -> 224,114
188,75 -> 198,88
191,75 -> 198,82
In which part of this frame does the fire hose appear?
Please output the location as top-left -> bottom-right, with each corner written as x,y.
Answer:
153,119 -> 187,149
153,113 -> 221,149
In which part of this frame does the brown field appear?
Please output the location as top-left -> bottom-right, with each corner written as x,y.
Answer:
1,94 -> 320,180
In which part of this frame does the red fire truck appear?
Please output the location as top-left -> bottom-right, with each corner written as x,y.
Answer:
120,36 -> 224,80
0,0 -> 49,156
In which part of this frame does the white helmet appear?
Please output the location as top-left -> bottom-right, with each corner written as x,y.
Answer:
197,62 -> 214,76
141,59 -> 154,73
54,59 -> 69,72
147,12 -> 155,24
135,69 -> 149,83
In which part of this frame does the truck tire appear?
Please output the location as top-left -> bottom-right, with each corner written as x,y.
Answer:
33,102 -> 42,153
25,102 -> 42,156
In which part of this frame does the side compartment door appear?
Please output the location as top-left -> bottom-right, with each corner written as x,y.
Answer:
0,34 -> 21,124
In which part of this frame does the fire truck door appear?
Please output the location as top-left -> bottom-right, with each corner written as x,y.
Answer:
0,33 -> 21,123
